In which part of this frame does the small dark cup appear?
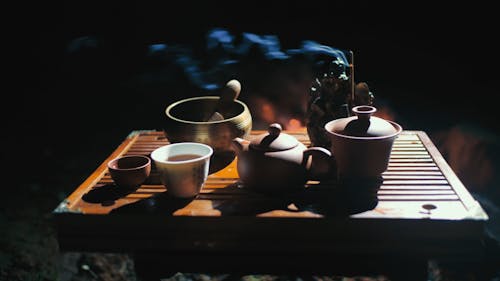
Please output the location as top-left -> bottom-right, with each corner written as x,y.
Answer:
107,155 -> 151,188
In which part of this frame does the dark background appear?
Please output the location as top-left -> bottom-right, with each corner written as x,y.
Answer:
2,1 -> 500,280
17,1 -> 499,199
17,2 -> 500,136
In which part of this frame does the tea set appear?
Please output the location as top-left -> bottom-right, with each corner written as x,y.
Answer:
107,78 -> 402,199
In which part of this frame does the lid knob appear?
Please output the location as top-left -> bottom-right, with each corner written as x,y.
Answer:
339,105 -> 397,137
268,123 -> 282,137
352,106 -> 377,121
249,123 -> 297,152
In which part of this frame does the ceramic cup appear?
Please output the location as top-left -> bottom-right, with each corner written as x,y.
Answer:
107,155 -> 151,188
151,142 -> 213,198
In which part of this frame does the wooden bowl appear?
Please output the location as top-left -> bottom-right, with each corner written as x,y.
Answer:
164,96 -> 252,153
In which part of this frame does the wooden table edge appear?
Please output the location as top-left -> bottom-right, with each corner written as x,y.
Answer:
416,131 -> 488,220
54,132 -> 141,213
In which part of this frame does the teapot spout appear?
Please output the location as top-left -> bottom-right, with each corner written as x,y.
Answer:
232,137 -> 249,154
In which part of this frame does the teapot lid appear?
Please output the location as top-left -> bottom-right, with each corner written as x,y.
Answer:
250,123 -> 298,152
339,106 -> 398,137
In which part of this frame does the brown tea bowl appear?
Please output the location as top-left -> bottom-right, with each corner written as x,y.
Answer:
163,96 -> 252,154
107,155 -> 151,188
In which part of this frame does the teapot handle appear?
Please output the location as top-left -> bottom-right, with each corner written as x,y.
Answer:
303,147 -> 336,180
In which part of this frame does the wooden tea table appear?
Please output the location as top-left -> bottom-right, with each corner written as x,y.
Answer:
53,130 -> 489,280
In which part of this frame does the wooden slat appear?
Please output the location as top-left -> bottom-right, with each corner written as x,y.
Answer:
386,167 -> 440,171
391,148 -> 427,151
393,141 -> 422,145
388,159 -> 434,163
392,144 -> 425,147
137,185 -> 168,189
390,155 -> 431,159
390,151 -> 429,155
378,195 -> 459,201
378,190 -> 455,195
382,175 -> 446,180
388,162 -> 437,166
380,185 -> 452,190
395,134 -> 420,141
383,180 -> 449,185
124,152 -> 158,155
383,171 -> 442,175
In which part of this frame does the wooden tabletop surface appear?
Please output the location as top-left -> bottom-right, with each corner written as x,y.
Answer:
53,129 -> 489,259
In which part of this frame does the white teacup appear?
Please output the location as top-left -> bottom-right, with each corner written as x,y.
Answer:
151,142 -> 213,198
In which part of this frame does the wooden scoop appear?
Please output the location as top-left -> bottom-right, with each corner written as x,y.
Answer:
207,79 -> 241,121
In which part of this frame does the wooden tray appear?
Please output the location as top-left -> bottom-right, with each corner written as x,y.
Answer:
53,130 -> 488,269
